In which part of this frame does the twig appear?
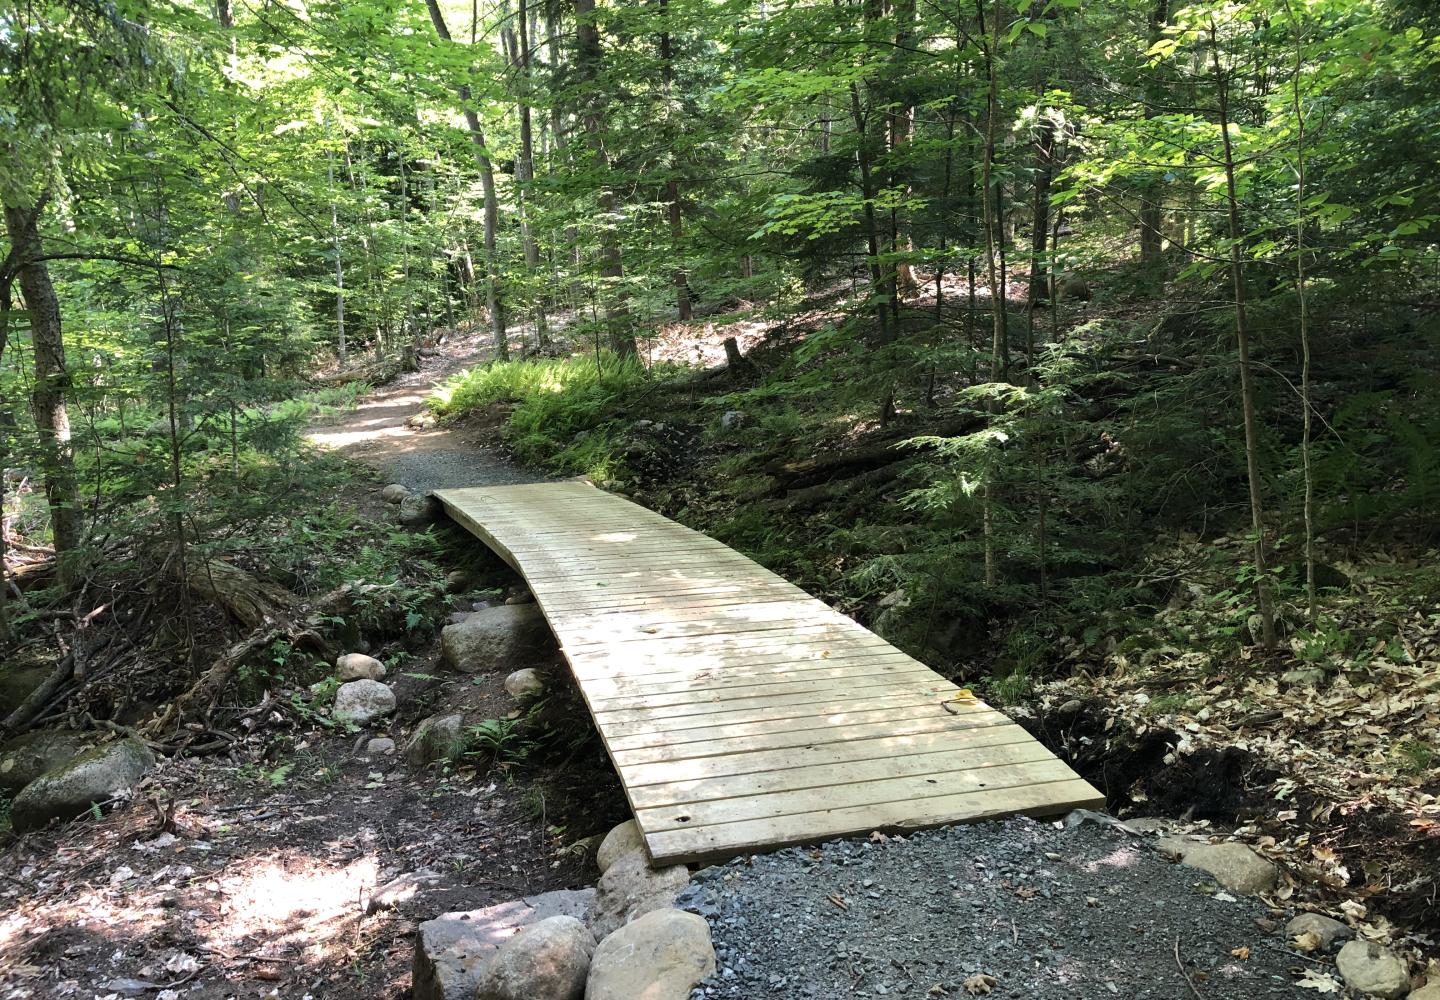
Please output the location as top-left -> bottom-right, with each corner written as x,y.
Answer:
1174,937 -> 1204,999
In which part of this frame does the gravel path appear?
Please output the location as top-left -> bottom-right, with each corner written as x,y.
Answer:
678,816 -> 1308,1000
305,336 -> 549,493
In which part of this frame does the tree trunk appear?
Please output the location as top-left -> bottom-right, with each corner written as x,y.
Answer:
1139,0 -> 1170,265
1211,22 -> 1275,649
326,148 -> 348,366
659,0 -> 693,321
513,0 -> 550,347
1028,115 -> 1055,309
574,0 -> 636,356
2,201 -> 81,588
891,0 -> 919,299
423,0 -> 509,361
1287,0 -> 1315,619
976,0 -> 1008,382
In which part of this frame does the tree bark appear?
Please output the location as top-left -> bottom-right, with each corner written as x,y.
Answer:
512,0 -> 550,347
1211,21 -> 1275,649
2,201 -> 81,588
659,0 -> 693,321
424,0 -> 509,361
1139,0 -> 1170,265
573,0 -> 637,356
891,0 -> 920,300
976,0 -> 1008,381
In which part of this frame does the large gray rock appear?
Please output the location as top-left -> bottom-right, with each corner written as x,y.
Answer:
586,849 -> 690,939
333,679 -> 396,726
1155,838 -> 1277,894
440,604 -> 551,673
336,652 -> 386,682
1335,940 -> 1409,998
586,908 -> 716,1000
381,483 -> 410,504
596,819 -> 645,874
1286,911 -> 1352,952
412,889 -> 594,1000
399,494 -> 442,527
0,730 -> 92,792
473,915 -> 594,1000
405,712 -> 467,768
10,738 -> 155,832
1410,981 -> 1440,1000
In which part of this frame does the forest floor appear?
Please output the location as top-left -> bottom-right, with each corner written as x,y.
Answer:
0,329 -> 628,1000
3,305 -> 1437,999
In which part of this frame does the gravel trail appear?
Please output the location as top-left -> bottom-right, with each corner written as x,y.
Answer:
678,816 -> 1308,1000
305,335 -> 549,493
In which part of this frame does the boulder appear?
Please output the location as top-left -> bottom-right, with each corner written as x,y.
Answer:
444,570 -> 470,594
586,849 -> 690,940
0,730 -> 92,793
440,604 -> 551,673
381,483 -> 410,504
405,712 -> 467,768
333,679 -> 396,726
473,915 -> 594,1000
719,410 -> 746,432
503,591 -> 535,606
1155,838 -> 1277,895
412,888 -> 594,1000
596,819 -> 645,874
1409,981 -> 1440,1000
336,652 -> 386,682
399,494 -> 442,528
364,738 -> 396,756
586,908 -> 716,1000
10,738 -> 155,832
503,668 -> 545,701
1286,912 -> 1352,952
1335,940 -> 1409,999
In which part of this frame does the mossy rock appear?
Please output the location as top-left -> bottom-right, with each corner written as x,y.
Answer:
0,730 -> 93,793
10,737 -> 156,832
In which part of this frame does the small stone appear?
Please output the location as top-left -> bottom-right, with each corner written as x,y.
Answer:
399,494 -> 442,527
1335,940 -> 1409,999
720,411 -> 746,431
503,668 -> 545,701
367,870 -> 440,914
597,819 -> 645,874
444,570 -> 469,594
440,604 -> 551,673
333,679 -> 397,727
10,738 -> 156,832
364,738 -> 396,756
381,483 -> 410,503
1285,912 -> 1352,951
405,712 -> 467,769
1281,667 -> 1327,686
473,915 -> 594,1000
586,850 -> 691,940
337,652 -> 387,682
1163,841 -> 1278,899
504,590 -> 535,606
586,909 -> 716,1000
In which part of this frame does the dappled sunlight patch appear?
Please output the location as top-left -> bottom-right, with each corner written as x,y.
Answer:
206,851 -> 380,960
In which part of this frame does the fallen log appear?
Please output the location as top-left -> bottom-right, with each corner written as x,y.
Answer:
764,411 -> 988,493
183,558 -> 298,630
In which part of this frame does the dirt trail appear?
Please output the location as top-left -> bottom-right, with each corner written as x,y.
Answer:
305,332 -> 546,493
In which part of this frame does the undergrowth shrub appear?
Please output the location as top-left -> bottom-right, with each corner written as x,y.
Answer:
430,353 -> 682,475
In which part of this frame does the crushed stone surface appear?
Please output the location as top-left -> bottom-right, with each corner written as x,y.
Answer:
677,817 -> 1310,999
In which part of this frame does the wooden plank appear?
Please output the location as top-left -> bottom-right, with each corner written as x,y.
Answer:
638,758 -> 1080,832
644,778 -> 1105,864
596,688 -> 955,736
583,667 -> 945,713
609,711 -> 1012,768
617,721 -> 1033,788
574,658 -> 940,701
626,739 -> 1058,808
590,682 -> 957,727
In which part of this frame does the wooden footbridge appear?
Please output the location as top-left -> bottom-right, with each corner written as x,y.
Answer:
434,481 -> 1103,865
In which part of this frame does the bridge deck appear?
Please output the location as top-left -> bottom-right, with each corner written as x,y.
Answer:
434,481 -> 1103,864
